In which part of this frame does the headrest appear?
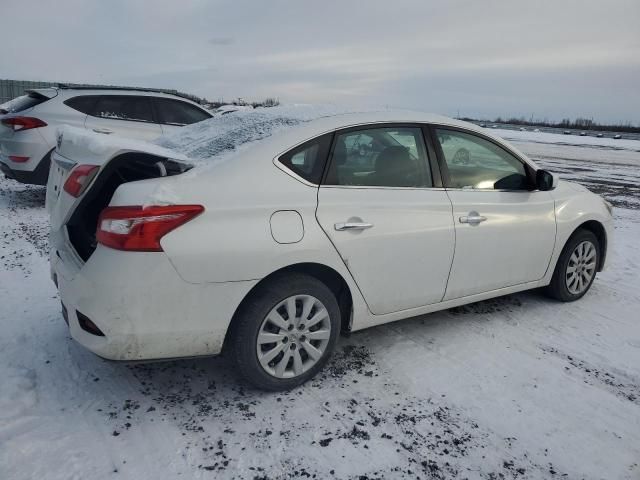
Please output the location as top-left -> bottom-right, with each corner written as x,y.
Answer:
375,146 -> 411,173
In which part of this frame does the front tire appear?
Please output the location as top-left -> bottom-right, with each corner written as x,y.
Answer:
546,229 -> 600,302
229,273 -> 341,391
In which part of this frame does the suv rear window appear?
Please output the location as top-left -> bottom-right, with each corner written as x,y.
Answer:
0,92 -> 49,114
64,95 -> 98,115
93,95 -> 155,123
154,98 -> 211,125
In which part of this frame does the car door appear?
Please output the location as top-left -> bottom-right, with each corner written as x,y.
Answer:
153,97 -> 212,135
430,126 -> 556,300
84,95 -> 163,140
316,124 -> 455,315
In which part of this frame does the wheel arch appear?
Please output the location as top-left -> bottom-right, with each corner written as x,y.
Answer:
573,220 -> 607,271
556,220 -> 607,272
223,262 -> 354,351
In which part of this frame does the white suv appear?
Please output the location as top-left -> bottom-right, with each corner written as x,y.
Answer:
0,86 -> 212,185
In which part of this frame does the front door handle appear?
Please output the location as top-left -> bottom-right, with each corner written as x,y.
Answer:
459,211 -> 487,225
334,222 -> 373,231
92,128 -> 113,134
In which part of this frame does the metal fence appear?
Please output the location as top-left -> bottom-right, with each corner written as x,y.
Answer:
0,79 -> 197,104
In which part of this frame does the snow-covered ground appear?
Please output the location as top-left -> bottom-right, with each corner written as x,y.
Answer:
1,111 -> 639,480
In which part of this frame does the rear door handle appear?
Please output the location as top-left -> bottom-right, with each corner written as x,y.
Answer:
92,128 -> 113,134
334,222 -> 373,231
459,211 -> 487,225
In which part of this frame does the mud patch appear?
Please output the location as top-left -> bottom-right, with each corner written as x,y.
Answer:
0,178 -> 48,272
315,344 -> 377,382
449,295 -> 523,316
16,221 -> 49,256
98,346 -> 569,479
0,180 -> 46,210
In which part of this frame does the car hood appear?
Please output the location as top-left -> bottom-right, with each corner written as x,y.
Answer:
558,179 -> 591,194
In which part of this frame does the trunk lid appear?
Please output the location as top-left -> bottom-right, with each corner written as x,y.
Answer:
47,126 -> 191,261
46,150 -> 79,224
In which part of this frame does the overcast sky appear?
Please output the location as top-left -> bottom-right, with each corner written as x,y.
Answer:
1,0 -> 639,123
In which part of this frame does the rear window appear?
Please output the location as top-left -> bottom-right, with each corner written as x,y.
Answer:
64,95 -> 98,115
93,95 -> 155,123
278,134 -> 332,184
0,93 -> 49,114
154,98 -> 211,125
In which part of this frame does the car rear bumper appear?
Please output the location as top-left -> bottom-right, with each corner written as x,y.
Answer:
0,127 -> 54,184
1,150 -> 52,185
50,235 -> 257,361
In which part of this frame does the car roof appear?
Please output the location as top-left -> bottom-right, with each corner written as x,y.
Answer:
253,110 -> 507,158
295,110 -> 476,133
52,86 -> 205,106
184,108 -> 536,192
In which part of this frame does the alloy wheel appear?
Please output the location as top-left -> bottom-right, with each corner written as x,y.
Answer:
565,240 -> 597,295
256,295 -> 332,378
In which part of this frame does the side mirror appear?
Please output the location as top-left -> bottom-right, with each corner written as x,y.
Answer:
536,169 -> 557,191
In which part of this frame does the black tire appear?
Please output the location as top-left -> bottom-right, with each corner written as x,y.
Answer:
546,229 -> 600,302
228,273 -> 341,391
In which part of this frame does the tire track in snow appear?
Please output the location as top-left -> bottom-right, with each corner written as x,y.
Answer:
539,345 -> 640,405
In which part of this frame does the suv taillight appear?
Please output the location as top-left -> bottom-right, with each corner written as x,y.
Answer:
96,205 -> 204,252
1,116 -> 48,132
63,164 -> 100,197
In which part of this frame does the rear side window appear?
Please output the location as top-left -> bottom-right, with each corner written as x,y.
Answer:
154,98 -> 211,125
93,96 -> 155,123
324,126 -> 432,187
278,134 -> 332,184
0,93 -> 49,114
64,95 -> 98,115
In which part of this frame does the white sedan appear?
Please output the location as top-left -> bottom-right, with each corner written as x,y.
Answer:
47,111 -> 613,390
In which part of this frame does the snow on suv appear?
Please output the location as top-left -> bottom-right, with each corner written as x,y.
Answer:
0,86 -> 212,185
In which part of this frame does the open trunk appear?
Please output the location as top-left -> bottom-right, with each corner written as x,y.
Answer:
65,153 -> 191,261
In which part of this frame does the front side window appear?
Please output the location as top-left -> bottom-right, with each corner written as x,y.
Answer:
93,96 -> 154,123
325,126 -> 431,187
435,129 -> 529,190
154,98 -> 211,125
278,134 -> 332,184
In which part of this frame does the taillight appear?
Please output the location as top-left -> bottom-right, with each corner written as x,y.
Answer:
1,116 -> 48,132
63,164 -> 99,197
96,205 -> 204,252
9,155 -> 30,163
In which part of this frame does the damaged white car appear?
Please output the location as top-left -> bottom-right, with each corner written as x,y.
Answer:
47,111 -> 613,390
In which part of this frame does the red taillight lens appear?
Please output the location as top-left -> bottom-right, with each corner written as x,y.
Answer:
1,116 -> 48,132
96,205 -> 204,252
9,155 -> 30,163
63,164 -> 100,197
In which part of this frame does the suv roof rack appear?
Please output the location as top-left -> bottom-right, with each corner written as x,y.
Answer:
54,83 -> 201,103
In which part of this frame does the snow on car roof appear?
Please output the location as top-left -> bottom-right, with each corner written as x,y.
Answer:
57,125 -> 189,165
55,105 -> 527,171
153,104 -> 485,166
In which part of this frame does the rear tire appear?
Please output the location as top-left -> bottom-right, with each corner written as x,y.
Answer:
546,229 -> 600,302
229,273 -> 341,391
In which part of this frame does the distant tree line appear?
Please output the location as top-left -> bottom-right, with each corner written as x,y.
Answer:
175,91 -> 209,105
204,97 -> 280,109
459,115 -> 640,133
